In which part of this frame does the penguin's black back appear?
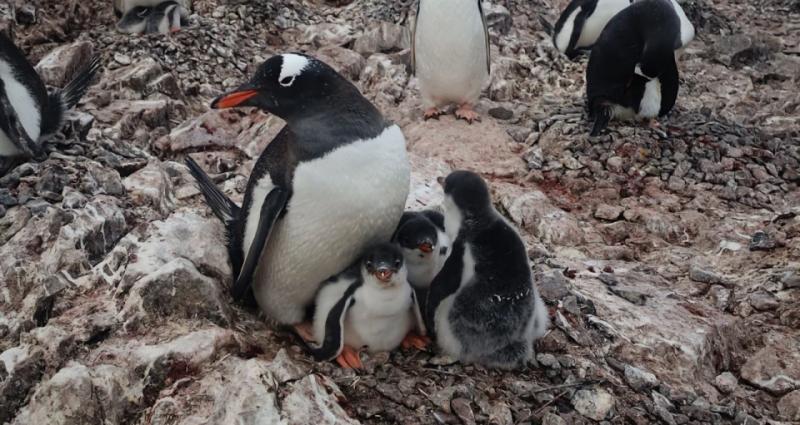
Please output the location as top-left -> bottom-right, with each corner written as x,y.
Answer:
586,0 -> 680,111
0,33 -> 47,116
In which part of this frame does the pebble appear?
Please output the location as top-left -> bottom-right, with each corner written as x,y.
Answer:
571,388 -> 614,421
114,53 -> 132,65
713,372 -> 738,394
748,290 -> 779,311
594,204 -> 623,221
624,365 -> 659,391
488,107 -> 514,120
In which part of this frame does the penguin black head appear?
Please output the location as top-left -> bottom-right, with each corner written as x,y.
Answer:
440,170 -> 493,239
117,6 -> 152,34
361,243 -> 405,288
211,53 -> 354,121
395,215 -> 439,259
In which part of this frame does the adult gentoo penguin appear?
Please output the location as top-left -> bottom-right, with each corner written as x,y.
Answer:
426,171 -> 549,369
309,243 -> 426,369
188,53 -> 411,332
393,210 -> 450,290
0,32 -> 101,162
586,0 -> 681,136
412,0 -> 490,123
117,1 -> 183,35
552,0 -> 632,59
552,0 -> 694,59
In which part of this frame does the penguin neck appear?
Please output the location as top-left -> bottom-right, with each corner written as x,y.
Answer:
456,210 -> 496,241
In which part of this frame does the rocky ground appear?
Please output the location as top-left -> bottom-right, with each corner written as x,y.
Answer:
1,0 -> 799,423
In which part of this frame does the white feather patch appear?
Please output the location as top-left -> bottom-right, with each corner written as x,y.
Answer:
553,7 -> 581,53
638,77 -> 662,118
0,59 -> 42,150
279,54 -> 310,86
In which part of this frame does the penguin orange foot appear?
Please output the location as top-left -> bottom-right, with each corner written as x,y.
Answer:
424,107 -> 445,120
293,322 -> 316,342
336,345 -> 363,369
401,332 -> 431,350
455,104 -> 480,123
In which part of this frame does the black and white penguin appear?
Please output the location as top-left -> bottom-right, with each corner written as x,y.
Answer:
117,1 -> 183,35
0,32 -> 101,163
187,53 -> 411,333
392,210 -> 451,312
309,243 -> 427,369
585,0 -> 681,136
426,171 -> 549,369
412,0 -> 490,123
113,0 -> 190,18
552,0 -> 694,59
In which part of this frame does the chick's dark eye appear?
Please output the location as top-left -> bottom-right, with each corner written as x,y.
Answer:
395,259 -> 401,267
365,261 -> 373,268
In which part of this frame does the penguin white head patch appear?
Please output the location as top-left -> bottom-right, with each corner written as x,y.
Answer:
279,54 -> 311,87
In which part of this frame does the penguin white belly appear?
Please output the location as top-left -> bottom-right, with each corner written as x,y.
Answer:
0,60 -> 42,155
344,283 -> 414,352
405,253 -> 437,288
414,0 -> 489,107
668,0 -> 695,47
254,125 -> 411,324
576,0 -> 631,48
554,7 -> 581,53
637,77 -> 662,118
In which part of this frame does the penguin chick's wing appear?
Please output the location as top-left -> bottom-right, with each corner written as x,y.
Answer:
230,187 -> 289,301
0,80 -> 42,159
308,278 -> 362,362
411,289 -> 428,336
425,239 -> 466,333
477,0 -> 491,74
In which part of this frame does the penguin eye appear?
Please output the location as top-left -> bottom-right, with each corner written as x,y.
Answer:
279,76 -> 295,87
365,261 -> 373,269
395,259 -> 401,267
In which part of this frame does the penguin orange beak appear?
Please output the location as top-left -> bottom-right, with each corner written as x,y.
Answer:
375,267 -> 394,283
419,242 -> 433,253
211,90 -> 259,109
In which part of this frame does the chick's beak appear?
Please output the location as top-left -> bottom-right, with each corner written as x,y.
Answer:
375,267 -> 394,283
211,83 -> 259,109
419,242 -> 434,253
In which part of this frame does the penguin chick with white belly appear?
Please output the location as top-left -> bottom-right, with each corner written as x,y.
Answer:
426,171 -> 549,369
412,0 -> 490,123
310,243 -> 427,369
552,0 -> 693,60
186,53 -> 411,338
0,33 -> 101,168
146,1 -> 183,34
114,0 -> 189,34
586,0 -> 681,136
393,210 -> 451,312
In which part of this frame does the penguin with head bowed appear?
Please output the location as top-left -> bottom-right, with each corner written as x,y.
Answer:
412,0 -> 490,123
426,170 -> 549,369
0,32 -> 101,170
186,53 -> 411,338
114,0 -> 189,34
392,210 -> 451,311
552,0 -> 694,60
586,0 -> 682,136
309,243 -> 427,369
146,1 -> 183,34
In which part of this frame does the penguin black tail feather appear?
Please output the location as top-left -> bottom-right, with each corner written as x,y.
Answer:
184,156 -> 241,224
42,55 -> 102,136
589,103 -> 612,137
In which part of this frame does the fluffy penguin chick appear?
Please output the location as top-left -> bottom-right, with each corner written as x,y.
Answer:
586,0 -> 681,136
311,243 -> 426,368
412,0 -> 490,123
393,210 -> 451,290
552,0 -> 693,59
426,171 -> 549,369
0,33 -> 101,163
146,1 -> 182,34
116,6 -> 151,34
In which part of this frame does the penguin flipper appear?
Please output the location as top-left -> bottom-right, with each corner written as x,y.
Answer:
477,0 -> 491,74
42,55 -> 102,137
230,187 -> 289,302
184,156 -> 241,224
411,289 -> 427,336
425,239 -> 465,333
658,56 -> 679,117
410,0 -> 420,75
307,281 -> 360,362
0,81 -> 42,159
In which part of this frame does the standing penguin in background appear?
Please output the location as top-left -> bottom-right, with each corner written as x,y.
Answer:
186,53 -> 411,338
309,243 -> 427,369
426,171 -> 549,369
412,0 -> 490,123
551,0 -> 694,59
393,210 -> 451,311
586,0 -> 681,136
0,33 -> 101,167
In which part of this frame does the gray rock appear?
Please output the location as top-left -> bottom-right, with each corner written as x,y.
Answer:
266,349 -> 308,384
542,412 -> 567,425
595,204 -> 623,221
352,21 -> 410,55
34,41 -> 95,86
748,290 -> 779,311
451,398 -> 475,425
713,372 -> 738,394
537,353 -> 561,369
317,45 -> 367,81
778,390 -> 800,421
749,230 -> 778,251
123,162 -> 176,215
535,269 -> 570,302
282,375 -> 358,424
781,270 -> 800,289
740,341 -> 800,395
572,388 -> 614,421
688,264 -> 727,286
624,365 -> 659,391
